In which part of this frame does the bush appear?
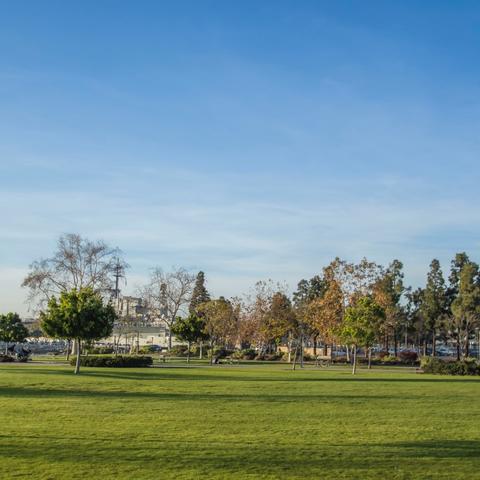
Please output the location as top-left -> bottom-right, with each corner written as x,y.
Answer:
169,345 -> 189,356
139,345 -> 158,354
240,348 -> 256,360
398,350 -> 418,365
255,353 -> 282,361
70,355 -> 153,368
421,357 -> 480,375
211,347 -> 233,360
88,346 -> 114,354
0,354 -> 15,363
380,355 -> 399,365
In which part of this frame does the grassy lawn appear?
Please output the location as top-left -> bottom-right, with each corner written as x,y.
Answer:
1,364 -> 480,479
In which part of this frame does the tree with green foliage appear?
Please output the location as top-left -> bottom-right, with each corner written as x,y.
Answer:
341,296 -> 385,374
449,252 -> 471,295
171,314 -> 208,362
0,313 -> 29,354
189,271 -> 211,315
420,259 -> 448,356
372,260 -> 405,355
404,287 -> 425,349
450,262 -> 480,359
40,288 -> 117,374
197,297 -> 237,364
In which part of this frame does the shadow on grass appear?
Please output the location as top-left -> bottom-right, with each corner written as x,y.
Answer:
2,366 -> 480,384
382,440 -> 480,459
0,384 -> 399,402
0,437 -> 479,476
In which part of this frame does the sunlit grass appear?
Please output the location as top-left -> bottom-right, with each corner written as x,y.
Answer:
1,363 -> 479,479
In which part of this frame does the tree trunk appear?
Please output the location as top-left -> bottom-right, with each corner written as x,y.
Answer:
346,345 -> 350,362
313,334 -> 317,356
292,343 -> 298,371
394,330 -> 398,357
199,342 -> 203,360
352,345 -> 357,375
74,339 -> 81,375
432,330 -> 436,357
300,335 -> 304,369
368,347 -> 372,369
456,336 -> 461,361
187,341 -> 191,363
168,329 -> 172,351
66,340 -> 71,361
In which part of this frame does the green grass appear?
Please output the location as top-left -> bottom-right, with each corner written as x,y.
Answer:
1,363 -> 480,479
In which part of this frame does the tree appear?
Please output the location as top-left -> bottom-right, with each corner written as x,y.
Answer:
341,297 -> 385,374
448,252 -> 471,295
450,262 -> 480,359
189,271 -> 210,315
40,288 -> 117,374
0,313 -> 29,354
171,314 -> 208,362
293,275 -> 327,355
197,297 -> 237,363
419,259 -> 447,356
140,267 -> 195,350
22,233 -> 127,307
372,260 -> 405,354
261,292 -> 297,361
239,280 -> 285,352
404,287 -> 425,349
306,273 -> 344,356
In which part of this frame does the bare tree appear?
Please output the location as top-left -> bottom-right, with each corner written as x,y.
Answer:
22,233 -> 127,309
139,267 -> 195,350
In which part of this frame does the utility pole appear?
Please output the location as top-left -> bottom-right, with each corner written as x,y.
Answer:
113,258 -> 126,311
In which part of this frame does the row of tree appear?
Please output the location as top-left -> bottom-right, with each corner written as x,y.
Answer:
170,255 -> 480,369
16,234 -> 480,374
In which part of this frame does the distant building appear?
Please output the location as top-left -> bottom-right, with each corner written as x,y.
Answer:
104,294 -> 178,349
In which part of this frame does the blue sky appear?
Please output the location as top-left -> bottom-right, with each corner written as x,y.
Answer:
1,1 -> 480,314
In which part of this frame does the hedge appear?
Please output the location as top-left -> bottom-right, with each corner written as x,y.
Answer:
421,357 -> 480,375
0,354 -> 15,363
70,355 -> 153,368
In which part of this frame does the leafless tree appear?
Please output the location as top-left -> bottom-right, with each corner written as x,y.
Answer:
22,233 -> 127,309
139,267 -> 195,350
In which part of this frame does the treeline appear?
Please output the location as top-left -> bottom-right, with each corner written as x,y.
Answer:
19,234 -> 480,369
174,254 -> 480,365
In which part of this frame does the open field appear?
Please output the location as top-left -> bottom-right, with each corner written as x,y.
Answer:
1,364 -> 480,479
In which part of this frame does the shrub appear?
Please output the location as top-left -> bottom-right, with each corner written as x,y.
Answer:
139,345 -> 158,354
381,355 -> 399,365
70,355 -> 153,368
255,353 -> 282,361
88,346 -> 114,354
169,345 -> 189,357
421,357 -> 480,375
398,350 -> 418,365
240,348 -> 256,360
211,347 -> 233,360
0,354 -> 15,363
